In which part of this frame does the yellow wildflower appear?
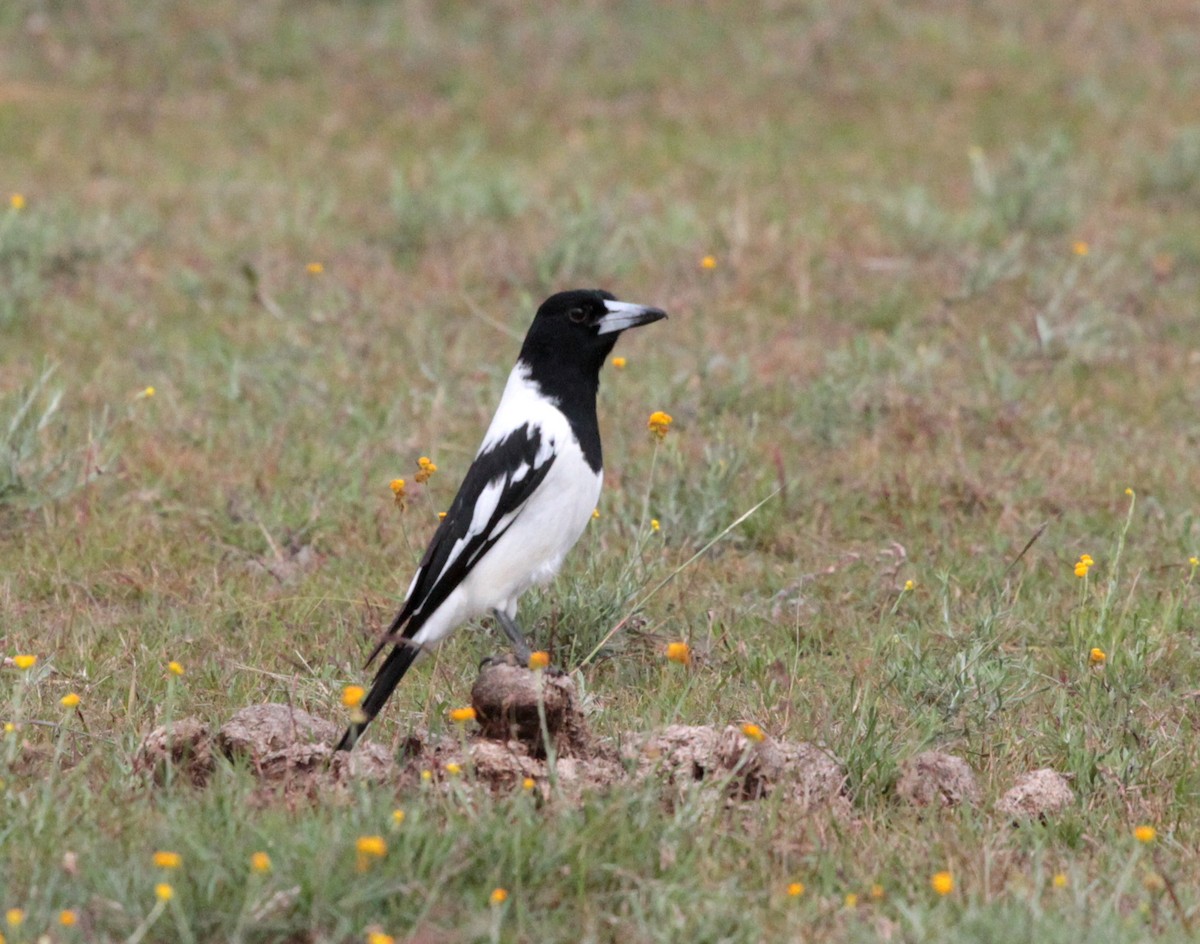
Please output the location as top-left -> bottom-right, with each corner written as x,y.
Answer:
904,579 -> 914,591
931,871 -> 954,896
611,356 -> 627,369
438,511 -> 447,520
306,262 -> 324,275
650,518 -> 660,532
390,478 -> 407,507
666,641 -> 690,665
844,893 -> 858,908
1133,825 -> 1157,844
1125,487 -> 1134,496
592,508 -> 600,519
155,883 -> 174,902
12,655 -> 36,671
700,255 -> 717,270
3,722 -> 13,734
522,777 -> 536,792
1089,647 -> 1107,666
1080,555 -> 1094,566
489,888 -> 508,906
9,193 -> 25,211
1075,561 -> 1090,578
367,933 -> 395,944
1052,873 -> 1068,889
355,835 -> 387,872
1190,556 -> 1199,567
167,661 -> 184,676
61,692 -> 81,708
445,762 -> 462,776
415,456 -> 437,484
420,769 -> 432,782
153,851 -> 182,869
870,883 -> 884,900
1072,241 -> 1089,256
342,685 -> 365,708
5,910 -> 23,928
449,706 -> 476,723
647,410 -> 673,440
250,851 -> 271,874
528,651 -> 550,671
59,910 -> 78,927
787,881 -> 804,897
392,809 -> 406,826
741,723 -> 765,743
141,386 -> 156,398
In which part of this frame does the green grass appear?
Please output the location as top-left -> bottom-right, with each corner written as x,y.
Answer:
3,0 -> 1200,940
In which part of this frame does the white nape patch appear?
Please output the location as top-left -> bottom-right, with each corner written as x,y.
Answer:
479,363 -> 559,454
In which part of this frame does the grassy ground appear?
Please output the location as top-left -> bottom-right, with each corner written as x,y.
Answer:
3,0 -> 1200,940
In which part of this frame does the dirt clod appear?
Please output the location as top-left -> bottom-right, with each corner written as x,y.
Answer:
996,768 -> 1074,818
895,751 -> 979,808
634,724 -> 845,808
133,717 -> 214,786
470,658 -> 589,756
216,704 -> 338,764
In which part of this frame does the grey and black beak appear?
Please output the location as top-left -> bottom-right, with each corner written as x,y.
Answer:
597,299 -> 668,335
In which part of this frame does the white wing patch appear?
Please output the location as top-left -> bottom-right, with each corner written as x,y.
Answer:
435,476 -> 505,588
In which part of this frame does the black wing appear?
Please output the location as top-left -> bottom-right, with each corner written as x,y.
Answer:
336,424 -> 554,750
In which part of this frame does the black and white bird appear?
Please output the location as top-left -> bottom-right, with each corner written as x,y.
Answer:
336,289 -> 667,751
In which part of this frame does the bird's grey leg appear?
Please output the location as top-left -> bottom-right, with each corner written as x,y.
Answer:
492,608 -> 533,665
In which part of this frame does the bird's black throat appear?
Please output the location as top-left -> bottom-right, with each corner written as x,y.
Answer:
518,353 -> 607,473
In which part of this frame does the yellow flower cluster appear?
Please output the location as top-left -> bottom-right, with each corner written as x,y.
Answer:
1074,554 -> 1093,578
700,255 -> 717,270
415,456 -> 437,484
1089,647 -> 1106,666
741,723 -> 765,743
390,478 -> 407,507
343,685 -> 366,708
448,706 -> 476,723
1134,825 -> 1157,844
306,261 -> 324,275
9,193 -> 25,211
611,356 -> 627,369
153,851 -> 181,869
12,655 -> 36,671
666,642 -> 690,665
647,411 -> 673,440
930,871 -> 954,895
489,888 -> 508,905
528,651 -> 550,670
250,851 -> 272,874
1073,241 -> 1089,257
167,661 -> 184,676
355,835 -> 387,872
61,692 -> 81,708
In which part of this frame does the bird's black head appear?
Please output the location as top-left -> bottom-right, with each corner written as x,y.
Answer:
518,289 -> 667,382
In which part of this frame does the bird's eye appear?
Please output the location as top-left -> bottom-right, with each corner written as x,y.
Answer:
567,307 -> 587,323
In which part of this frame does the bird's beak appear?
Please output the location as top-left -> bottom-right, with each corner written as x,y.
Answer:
597,299 -> 668,335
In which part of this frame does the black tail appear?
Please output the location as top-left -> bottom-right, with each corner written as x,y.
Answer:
334,642 -> 420,751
